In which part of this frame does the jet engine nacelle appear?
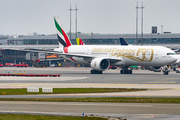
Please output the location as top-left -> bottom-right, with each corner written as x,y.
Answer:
90,58 -> 110,71
145,66 -> 162,72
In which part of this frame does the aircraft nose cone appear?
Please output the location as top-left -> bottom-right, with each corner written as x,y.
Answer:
166,56 -> 177,64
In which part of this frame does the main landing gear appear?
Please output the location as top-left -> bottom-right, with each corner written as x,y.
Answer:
90,70 -> 102,74
120,66 -> 132,74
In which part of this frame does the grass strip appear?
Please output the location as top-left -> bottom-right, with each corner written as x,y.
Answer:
0,88 -> 147,95
0,97 -> 180,103
0,114 -> 106,120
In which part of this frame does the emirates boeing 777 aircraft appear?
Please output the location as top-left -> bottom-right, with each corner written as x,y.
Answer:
53,16 -> 177,75
1,16 -> 176,75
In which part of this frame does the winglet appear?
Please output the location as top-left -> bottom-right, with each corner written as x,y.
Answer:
54,16 -> 71,47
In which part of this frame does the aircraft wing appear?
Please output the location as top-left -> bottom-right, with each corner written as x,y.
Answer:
9,47 -> 123,63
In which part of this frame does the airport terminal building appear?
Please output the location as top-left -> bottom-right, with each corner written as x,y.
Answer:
1,33 -> 180,45
0,32 -> 180,67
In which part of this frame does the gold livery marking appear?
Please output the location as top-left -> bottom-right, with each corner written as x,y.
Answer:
94,61 -> 96,67
92,48 -> 154,62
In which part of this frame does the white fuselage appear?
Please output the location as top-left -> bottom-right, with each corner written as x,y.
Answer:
174,55 -> 180,64
55,45 -> 177,66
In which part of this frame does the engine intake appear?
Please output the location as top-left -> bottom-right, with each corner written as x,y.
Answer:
90,58 -> 110,71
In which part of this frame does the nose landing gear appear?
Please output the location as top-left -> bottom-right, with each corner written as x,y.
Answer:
163,70 -> 169,75
162,65 -> 170,75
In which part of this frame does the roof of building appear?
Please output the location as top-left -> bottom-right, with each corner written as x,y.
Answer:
2,33 -> 180,41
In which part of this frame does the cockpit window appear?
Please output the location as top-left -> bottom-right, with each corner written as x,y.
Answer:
167,53 -> 176,55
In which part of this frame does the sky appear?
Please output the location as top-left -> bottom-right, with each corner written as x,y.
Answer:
0,0 -> 180,35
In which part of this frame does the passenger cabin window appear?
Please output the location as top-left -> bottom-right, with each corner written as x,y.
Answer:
167,53 -> 175,55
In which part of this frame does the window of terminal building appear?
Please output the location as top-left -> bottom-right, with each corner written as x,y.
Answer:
171,38 -> 180,43
143,38 -> 151,44
126,39 -> 135,44
165,38 -> 170,43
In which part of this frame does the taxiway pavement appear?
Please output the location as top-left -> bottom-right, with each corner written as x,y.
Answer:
0,101 -> 180,120
0,67 -> 180,98
1,67 -> 180,119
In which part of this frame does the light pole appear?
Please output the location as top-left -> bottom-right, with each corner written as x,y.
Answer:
141,2 -> 145,46
74,4 -> 78,39
69,4 -> 73,41
161,25 -> 163,34
135,2 -> 139,45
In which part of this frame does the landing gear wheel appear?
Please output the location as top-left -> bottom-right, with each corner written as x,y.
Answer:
120,70 -> 132,74
90,70 -> 94,74
90,70 -> 102,74
163,71 -> 169,75
129,70 -> 132,74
